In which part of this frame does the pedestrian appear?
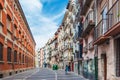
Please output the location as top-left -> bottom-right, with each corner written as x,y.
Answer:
65,65 -> 68,74
68,64 -> 71,71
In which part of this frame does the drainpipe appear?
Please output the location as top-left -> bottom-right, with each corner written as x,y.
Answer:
94,0 -> 98,80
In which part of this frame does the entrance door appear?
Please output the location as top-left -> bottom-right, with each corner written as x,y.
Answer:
101,54 -> 107,80
115,38 -> 120,76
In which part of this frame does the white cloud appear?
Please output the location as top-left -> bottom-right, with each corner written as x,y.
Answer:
30,15 -> 58,49
19,0 -> 66,50
52,9 -> 66,21
20,0 -> 43,12
41,0 -> 56,3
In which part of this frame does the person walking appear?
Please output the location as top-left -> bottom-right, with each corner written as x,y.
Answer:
68,64 -> 71,71
65,65 -> 68,74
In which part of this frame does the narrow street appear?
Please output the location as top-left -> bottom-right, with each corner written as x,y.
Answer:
1,68 -> 86,80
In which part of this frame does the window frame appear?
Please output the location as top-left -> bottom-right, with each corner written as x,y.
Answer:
6,16 -> 11,31
7,47 -> 12,62
14,50 -> 17,62
0,42 -> 3,61
0,9 -> 2,22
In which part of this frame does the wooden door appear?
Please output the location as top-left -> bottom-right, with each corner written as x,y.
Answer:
101,54 -> 107,80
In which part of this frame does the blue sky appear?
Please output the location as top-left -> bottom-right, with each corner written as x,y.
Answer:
19,0 -> 68,49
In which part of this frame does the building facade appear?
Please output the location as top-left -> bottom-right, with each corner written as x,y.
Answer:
38,48 -> 44,68
57,26 -> 64,69
62,0 -> 76,71
0,0 -> 36,78
94,0 -> 120,80
79,0 -> 96,80
42,0 -> 120,80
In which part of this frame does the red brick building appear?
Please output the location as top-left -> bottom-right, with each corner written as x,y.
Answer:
0,0 -> 36,78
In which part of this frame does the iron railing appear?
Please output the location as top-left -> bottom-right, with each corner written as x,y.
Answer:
95,19 -> 108,40
83,10 -> 94,31
107,0 -> 120,30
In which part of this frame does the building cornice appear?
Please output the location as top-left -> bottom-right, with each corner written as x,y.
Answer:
15,0 -> 36,45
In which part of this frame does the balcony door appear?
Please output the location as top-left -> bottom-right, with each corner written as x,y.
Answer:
116,1 -> 120,22
102,6 -> 107,34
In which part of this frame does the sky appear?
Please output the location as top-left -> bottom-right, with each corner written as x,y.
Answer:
19,0 -> 68,50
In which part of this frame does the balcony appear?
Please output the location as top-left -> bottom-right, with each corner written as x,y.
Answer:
83,45 -> 88,53
73,32 -> 78,42
105,0 -> 120,37
69,43 -> 73,50
94,19 -> 109,45
88,41 -> 94,50
0,0 -> 4,9
73,25 -> 82,42
94,0 -> 120,45
63,32 -> 69,41
82,10 -> 95,37
64,45 -> 69,51
80,0 -> 93,15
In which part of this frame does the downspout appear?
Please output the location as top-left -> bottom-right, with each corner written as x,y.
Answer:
94,0 -> 98,80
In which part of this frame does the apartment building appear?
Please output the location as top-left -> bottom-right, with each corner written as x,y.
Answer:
72,0 -> 83,74
38,48 -> 44,68
48,34 -> 58,68
0,0 -> 36,78
62,0 -> 76,71
57,25 -> 64,69
93,0 -> 120,80
79,0 -> 96,80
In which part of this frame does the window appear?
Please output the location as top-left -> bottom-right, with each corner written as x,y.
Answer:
0,9 -> 2,32
25,56 -> 27,63
7,47 -> 12,62
102,6 -> 107,34
6,17 -> 11,31
0,43 -> 3,61
22,54 -> 24,63
19,53 -> 21,63
0,9 -> 2,22
14,24 -> 17,37
14,50 -> 17,62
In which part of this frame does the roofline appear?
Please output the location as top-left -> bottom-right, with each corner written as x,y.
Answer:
15,0 -> 36,45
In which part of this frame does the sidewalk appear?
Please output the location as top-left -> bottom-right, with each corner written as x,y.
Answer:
58,69 -> 88,80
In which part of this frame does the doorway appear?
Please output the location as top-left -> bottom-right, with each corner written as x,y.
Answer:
101,54 -> 107,80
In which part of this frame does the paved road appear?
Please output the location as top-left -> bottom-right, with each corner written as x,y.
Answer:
1,68 -> 86,80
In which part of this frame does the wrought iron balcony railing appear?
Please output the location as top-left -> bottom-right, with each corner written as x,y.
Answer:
82,10 -> 95,37
95,19 -> 108,40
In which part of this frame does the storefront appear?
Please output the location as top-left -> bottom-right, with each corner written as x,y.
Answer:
83,59 -> 95,80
